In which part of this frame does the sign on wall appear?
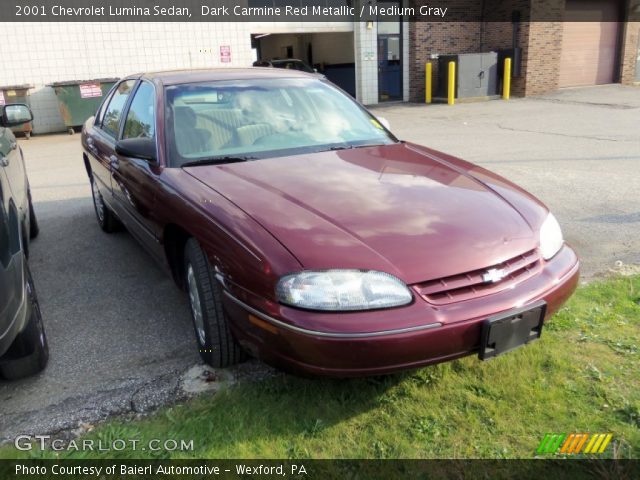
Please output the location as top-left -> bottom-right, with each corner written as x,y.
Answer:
79,83 -> 103,98
220,45 -> 231,63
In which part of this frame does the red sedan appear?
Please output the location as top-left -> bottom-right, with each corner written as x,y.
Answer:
81,69 -> 579,376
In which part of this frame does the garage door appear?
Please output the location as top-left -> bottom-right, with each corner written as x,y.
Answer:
559,0 -> 620,87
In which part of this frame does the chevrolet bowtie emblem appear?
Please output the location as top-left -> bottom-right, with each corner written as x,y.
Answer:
482,268 -> 506,283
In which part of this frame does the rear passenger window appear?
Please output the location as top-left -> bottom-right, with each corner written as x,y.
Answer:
123,82 -> 155,139
101,80 -> 135,138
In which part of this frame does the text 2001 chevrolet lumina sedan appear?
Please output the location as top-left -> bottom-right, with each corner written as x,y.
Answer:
81,69 -> 579,376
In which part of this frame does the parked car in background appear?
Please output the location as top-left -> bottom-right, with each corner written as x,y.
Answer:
81,68 -> 579,376
269,59 -> 316,73
0,103 -> 48,380
253,59 -> 323,77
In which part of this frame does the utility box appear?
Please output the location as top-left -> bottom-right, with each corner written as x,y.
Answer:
437,53 -> 499,99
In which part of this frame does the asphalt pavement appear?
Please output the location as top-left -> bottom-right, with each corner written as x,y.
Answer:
1,84 -> 638,443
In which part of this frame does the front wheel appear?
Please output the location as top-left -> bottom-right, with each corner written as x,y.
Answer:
0,266 -> 49,380
184,238 -> 244,367
91,175 -> 120,233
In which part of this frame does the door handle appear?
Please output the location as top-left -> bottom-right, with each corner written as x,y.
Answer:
109,155 -> 119,170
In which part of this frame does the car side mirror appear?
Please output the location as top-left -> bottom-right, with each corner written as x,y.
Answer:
377,116 -> 391,131
1,104 -> 33,127
115,137 -> 157,162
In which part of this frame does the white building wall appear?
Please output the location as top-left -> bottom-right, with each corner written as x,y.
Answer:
249,22 -> 353,34
0,22 -> 254,133
0,20 -> 404,132
354,22 -> 378,105
403,20 -> 410,102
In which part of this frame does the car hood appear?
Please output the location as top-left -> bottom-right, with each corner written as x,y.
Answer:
184,143 -> 540,284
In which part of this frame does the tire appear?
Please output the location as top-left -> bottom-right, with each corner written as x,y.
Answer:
0,266 -> 49,380
28,191 -> 39,239
21,224 -> 30,259
184,238 -> 244,367
90,175 -> 120,233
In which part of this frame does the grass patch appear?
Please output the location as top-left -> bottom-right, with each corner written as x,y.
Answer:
2,275 -> 639,459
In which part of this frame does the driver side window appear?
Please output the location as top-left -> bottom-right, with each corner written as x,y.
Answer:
123,82 -> 155,140
101,80 -> 136,138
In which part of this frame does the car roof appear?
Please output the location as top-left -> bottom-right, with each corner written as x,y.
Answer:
126,68 -> 313,86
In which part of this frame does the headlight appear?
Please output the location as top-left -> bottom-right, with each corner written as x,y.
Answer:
276,270 -> 413,311
539,213 -> 564,260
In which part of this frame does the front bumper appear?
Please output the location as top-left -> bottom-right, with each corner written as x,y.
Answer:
224,245 -> 580,376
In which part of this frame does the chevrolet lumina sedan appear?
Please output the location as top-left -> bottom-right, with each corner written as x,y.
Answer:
81,68 -> 579,376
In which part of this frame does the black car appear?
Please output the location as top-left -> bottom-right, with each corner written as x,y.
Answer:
0,103 -> 48,380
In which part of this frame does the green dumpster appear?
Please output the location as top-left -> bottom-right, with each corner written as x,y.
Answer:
50,78 -> 118,134
0,85 -> 33,139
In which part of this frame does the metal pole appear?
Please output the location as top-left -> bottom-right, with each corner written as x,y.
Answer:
425,62 -> 432,104
503,57 -> 512,100
447,61 -> 455,106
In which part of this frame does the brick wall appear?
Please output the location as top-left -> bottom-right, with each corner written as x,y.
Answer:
409,0 -> 533,101
620,21 -> 640,84
410,22 -> 480,102
519,0 -> 565,95
520,21 -> 563,95
481,21 -> 530,96
409,0 -> 484,102
410,0 -> 639,101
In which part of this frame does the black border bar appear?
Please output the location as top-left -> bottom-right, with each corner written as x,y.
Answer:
2,459 -> 640,480
4,1 -> 638,22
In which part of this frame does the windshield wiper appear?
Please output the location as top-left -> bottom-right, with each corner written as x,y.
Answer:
316,143 -> 388,153
180,156 -> 256,167
352,142 -> 393,149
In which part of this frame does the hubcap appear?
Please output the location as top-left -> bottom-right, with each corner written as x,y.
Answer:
91,179 -> 105,223
187,264 -> 206,345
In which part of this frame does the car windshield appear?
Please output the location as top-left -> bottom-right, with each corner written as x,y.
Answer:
165,78 -> 397,167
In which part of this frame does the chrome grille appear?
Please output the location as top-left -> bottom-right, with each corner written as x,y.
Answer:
414,249 -> 541,305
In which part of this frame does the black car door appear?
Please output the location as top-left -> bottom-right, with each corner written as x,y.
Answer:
110,80 -> 165,262
85,80 -> 136,213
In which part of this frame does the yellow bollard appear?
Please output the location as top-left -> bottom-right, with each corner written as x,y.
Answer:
503,57 -> 512,100
447,61 -> 455,105
425,62 -> 432,104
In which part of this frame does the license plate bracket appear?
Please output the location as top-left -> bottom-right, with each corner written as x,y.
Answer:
479,301 -> 546,360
